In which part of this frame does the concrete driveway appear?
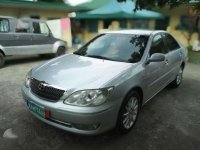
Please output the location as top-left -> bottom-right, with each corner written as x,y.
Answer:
0,56 -> 200,150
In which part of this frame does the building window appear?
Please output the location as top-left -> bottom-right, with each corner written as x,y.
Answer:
155,17 -> 169,30
119,19 -> 127,29
103,20 -> 112,29
88,20 -> 98,32
176,16 -> 199,32
131,19 -> 148,29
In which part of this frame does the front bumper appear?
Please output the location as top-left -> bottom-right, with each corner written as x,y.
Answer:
21,85 -> 119,135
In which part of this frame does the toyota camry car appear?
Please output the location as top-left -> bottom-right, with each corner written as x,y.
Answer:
22,30 -> 186,135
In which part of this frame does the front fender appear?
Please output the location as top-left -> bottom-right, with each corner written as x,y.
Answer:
52,41 -> 67,53
0,45 -> 6,55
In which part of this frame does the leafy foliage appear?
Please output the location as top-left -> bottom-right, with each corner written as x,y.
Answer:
118,0 -> 200,43
117,0 -> 200,12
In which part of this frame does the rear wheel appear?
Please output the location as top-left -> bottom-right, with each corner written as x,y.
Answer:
116,91 -> 140,134
169,67 -> 183,88
54,47 -> 66,57
39,54 -> 49,59
0,53 -> 5,68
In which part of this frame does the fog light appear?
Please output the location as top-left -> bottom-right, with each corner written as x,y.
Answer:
73,123 -> 100,131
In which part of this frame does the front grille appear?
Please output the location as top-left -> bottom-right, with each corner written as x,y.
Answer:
30,78 -> 65,101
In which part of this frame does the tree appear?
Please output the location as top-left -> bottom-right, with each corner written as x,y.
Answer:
118,0 -> 200,46
38,0 -> 200,45
117,0 -> 200,12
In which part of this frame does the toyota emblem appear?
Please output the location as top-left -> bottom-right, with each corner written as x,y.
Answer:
38,82 -> 46,91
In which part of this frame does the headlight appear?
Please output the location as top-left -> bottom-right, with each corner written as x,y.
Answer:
64,87 -> 114,107
25,70 -> 32,88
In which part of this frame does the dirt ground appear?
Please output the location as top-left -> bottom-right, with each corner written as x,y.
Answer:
0,56 -> 200,150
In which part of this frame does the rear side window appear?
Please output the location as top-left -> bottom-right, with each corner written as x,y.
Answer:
32,22 -> 49,34
163,33 -> 180,51
16,19 -> 30,33
0,19 -> 9,32
149,34 -> 168,56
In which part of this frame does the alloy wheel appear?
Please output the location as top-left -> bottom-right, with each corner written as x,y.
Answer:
122,96 -> 139,129
176,68 -> 183,85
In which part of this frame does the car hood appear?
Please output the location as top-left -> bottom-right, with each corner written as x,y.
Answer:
32,54 -> 132,91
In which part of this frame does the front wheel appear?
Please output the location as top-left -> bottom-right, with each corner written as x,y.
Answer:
0,53 -> 5,68
169,67 -> 183,88
116,91 -> 140,134
54,47 -> 66,57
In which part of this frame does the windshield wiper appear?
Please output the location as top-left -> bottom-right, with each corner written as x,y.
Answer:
73,51 -> 84,56
87,55 -> 113,61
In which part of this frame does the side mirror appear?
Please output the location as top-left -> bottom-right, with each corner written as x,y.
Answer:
146,53 -> 165,64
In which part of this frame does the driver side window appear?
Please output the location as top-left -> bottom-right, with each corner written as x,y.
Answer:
149,34 -> 168,56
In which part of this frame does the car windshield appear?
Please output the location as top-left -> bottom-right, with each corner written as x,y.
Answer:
73,33 -> 149,63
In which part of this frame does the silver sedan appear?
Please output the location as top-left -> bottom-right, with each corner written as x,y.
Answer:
22,30 -> 186,135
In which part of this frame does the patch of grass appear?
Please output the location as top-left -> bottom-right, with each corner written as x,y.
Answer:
188,50 -> 200,64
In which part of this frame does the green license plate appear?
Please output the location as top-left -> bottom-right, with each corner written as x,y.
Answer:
27,101 -> 45,118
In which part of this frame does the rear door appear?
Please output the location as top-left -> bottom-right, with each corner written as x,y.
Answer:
162,33 -> 182,81
144,33 -> 169,100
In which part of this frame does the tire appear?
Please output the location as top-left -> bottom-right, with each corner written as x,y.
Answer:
54,47 -> 66,57
116,90 -> 140,134
169,67 -> 183,88
39,54 -> 49,58
0,53 -> 5,68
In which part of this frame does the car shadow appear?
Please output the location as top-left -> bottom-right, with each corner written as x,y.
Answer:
3,76 -> 200,150
4,55 -> 50,67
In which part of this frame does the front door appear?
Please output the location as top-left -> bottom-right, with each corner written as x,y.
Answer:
144,34 -> 169,101
162,33 -> 182,81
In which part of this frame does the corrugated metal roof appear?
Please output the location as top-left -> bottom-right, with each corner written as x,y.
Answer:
74,0 -> 165,19
0,0 -> 84,11
67,0 -> 111,10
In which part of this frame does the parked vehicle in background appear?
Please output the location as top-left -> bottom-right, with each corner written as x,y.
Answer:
22,30 -> 186,135
0,16 -> 67,68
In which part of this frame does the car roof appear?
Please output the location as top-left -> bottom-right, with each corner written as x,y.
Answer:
0,16 -> 14,19
105,30 -> 165,35
0,16 -> 45,22
19,17 -> 46,23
